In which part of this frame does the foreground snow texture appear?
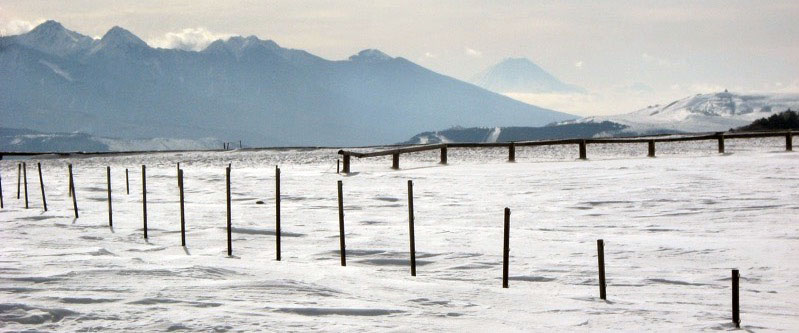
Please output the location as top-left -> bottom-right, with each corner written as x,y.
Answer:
1,139 -> 797,331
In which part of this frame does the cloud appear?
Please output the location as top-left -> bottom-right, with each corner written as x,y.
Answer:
0,18 -> 44,36
149,27 -> 231,51
465,48 -> 482,57
641,52 -> 675,67
574,60 -> 583,69
423,52 -> 437,58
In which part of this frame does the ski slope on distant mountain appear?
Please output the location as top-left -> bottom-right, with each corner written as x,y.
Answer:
571,91 -> 799,134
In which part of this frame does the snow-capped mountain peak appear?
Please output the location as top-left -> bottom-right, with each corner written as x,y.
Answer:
349,49 -> 393,62
572,91 -> 799,134
13,20 -> 96,57
471,57 -> 585,94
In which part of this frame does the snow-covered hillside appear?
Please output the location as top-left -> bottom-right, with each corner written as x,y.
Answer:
572,91 -> 799,134
1,140 -> 797,330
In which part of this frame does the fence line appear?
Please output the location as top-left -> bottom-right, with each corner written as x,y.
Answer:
338,130 -> 795,172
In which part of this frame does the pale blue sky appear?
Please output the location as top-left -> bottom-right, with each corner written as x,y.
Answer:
1,0 -> 797,115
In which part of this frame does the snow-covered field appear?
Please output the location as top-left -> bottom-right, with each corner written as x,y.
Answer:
1,138 -> 797,331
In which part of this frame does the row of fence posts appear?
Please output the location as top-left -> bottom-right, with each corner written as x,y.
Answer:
0,162 -> 745,327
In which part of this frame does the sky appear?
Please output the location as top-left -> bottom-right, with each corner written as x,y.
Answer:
1,0 -> 797,116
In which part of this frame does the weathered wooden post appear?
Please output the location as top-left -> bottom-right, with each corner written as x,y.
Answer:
408,180 -> 416,276
337,180 -> 346,266
37,163 -> 47,211
440,145 -> 447,165
179,169 -> 186,247
226,166 -> 232,256
275,165 -> 281,261
717,132 -> 725,154
142,165 -> 148,239
732,269 -> 740,328
106,166 -> 112,227
125,168 -> 129,195
392,153 -> 400,169
787,130 -> 793,151
508,142 -> 516,162
337,159 -> 340,174
648,140 -> 656,157
1,167 -> 5,208
22,162 -> 28,209
68,164 -> 78,218
578,140 -> 587,160
597,239 -> 607,300
502,207 -> 510,288
17,163 -> 21,199
67,164 -> 72,198
342,154 -> 351,173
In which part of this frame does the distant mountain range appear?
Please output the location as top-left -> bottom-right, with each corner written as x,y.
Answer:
0,127 -> 219,152
569,91 -> 799,134
470,58 -> 585,94
0,21 -> 575,148
404,91 -> 799,143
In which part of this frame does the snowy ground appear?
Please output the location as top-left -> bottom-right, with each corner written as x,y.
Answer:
1,138 -> 797,331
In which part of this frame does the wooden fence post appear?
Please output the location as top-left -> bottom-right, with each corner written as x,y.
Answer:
337,159 -> 340,174
509,142 -> 516,162
392,153 -> 400,169
440,146 -> 447,165
648,140 -> 656,157
787,131 -> 793,151
142,165 -> 148,239
337,180 -> 346,266
342,154 -> 351,173
275,165 -> 281,261
107,166 -> 112,227
226,166 -> 232,256
22,162 -> 28,209
37,163 -> 47,211
503,207 -> 510,288
408,180 -> 416,276
732,269 -> 740,328
597,239 -> 607,300
17,163 -> 21,199
125,168 -> 129,195
1,167 -> 4,208
179,169 -> 186,246
717,133 -> 725,154
68,164 -> 78,218
579,140 -> 587,160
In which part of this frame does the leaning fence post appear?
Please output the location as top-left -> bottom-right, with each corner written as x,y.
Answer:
597,239 -> 607,300
717,132 -> 725,154
142,165 -> 148,239
732,269 -> 740,328
648,140 -> 656,157
1,167 -> 5,209
68,164 -> 78,218
509,142 -> 516,162
579,140 -> 587,160
337,180 -> 346,266
107,166 -> 112,227
226,166 -> 232,256
440,146 -> 447,165
37,163 -> 47,211
275,165 -> 281,261
408,180 -> 417,276
786,130 -> 793,151
125,168 -> 129,195
22,162 -> 28,209
502,207 -> 510,288
179,169 -> 185,246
